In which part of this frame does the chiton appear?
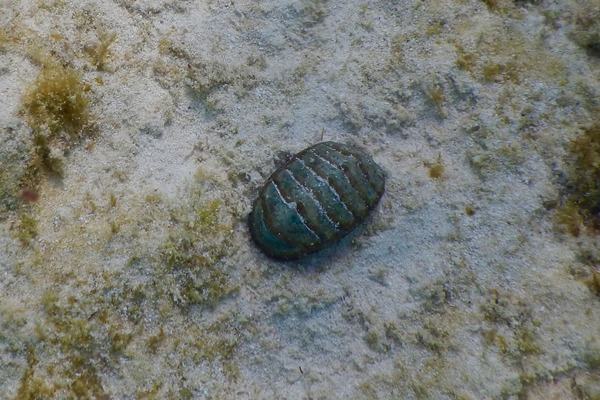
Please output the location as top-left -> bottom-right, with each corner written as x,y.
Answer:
249,141 -> 385,260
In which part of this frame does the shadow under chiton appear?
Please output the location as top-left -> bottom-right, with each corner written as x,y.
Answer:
248,141 -> 385,260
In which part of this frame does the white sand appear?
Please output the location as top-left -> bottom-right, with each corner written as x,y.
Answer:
1,0 -> 599,398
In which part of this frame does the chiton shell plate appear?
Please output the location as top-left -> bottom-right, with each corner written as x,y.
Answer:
249,141 -> 385,260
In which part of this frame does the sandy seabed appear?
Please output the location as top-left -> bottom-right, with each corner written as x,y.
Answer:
1,0 -> 600,398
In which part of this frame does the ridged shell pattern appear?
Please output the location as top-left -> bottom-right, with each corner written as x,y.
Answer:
249,141 -> 385,260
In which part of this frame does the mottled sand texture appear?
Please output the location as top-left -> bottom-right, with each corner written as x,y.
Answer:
1,0 -> 600,398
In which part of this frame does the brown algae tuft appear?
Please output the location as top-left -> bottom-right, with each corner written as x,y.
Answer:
425,154 -> 444,179
561,125 -> 600,232
570,0 -> 600,56
19,61 -> 95,183
21,61 -> 93,141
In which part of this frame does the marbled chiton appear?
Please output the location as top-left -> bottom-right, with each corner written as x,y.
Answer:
249,141 -> 385,260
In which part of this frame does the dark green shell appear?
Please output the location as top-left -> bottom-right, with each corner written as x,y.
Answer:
248,141 -> 385,260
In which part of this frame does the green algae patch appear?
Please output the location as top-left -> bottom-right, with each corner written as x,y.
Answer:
558,126 -> 600,234
0,13 -> 102,207
425,154 -> 444,179
13,213 -> 38,247
161,189 -> 238,309
0,158 -> 24,217
83,30 -> 117,71
162,198 -> 230,269
13,290 -> 119,399
6,152 -> 244,395
479,0 -> 541,17
451,22 -> 567,86
20,61 -> 94,141
18,61 -> 96,188
570,0 -> 600,57
15,258 -> 241,398
14,349 -> 55,400
480,288 -> 542,359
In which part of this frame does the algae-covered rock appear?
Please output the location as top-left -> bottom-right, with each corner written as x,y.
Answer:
0,127 -> 29,217
571,0 -> 600,56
